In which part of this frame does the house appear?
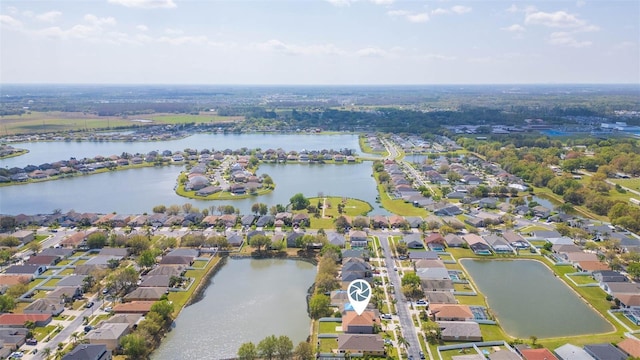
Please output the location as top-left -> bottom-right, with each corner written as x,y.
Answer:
478,197 -> 498,209
416,267 -> 450,280
292,213 -> 310,227
86,323 -> 130,351
241,215 -> 255,227
147,265 -> 184,277
98,248 -> 128,258
24,298 -> 65,316
421,279 -> 454,292
400,234 -> 424,249
113,301 -> 155,315
342,310 -> 378,334
424,233 -> 446,251
123,287 -> 166,302
256,215 -> 275,227
425,291 -> 457,304
62,344 -> 111,360
519,348 -> 559,360
226,233 -> 244,247
430,304 -> 474,321
104,314 -> 143,331
592,270 -> 627,284
342,249 -> 369,262
25,255 -> 59,266
616,337 -> 640,358
327,232 -> 346,248
444,234 -> 465,248
489,350 -> 522,360
285,232 -> 304,248
583,343 -> 627,360
0,328 -> 28,350
414,259 -> 446,270
4,264 -> 46,279
10,230 -> 34,244
532,206 -> 551,219
406,251 -> 437,261
371,215 -> 389,229
47,287 -> 83,303
159,256 -> 192,266
61,231 -> 91,248
57,275 -> 88,288
349,230 -> 369,248
341,258 -> 372,282
438,321 -> 482,342
140,275 -> 171,288
337,334 -> 385,356
484,234 -> 514,254
434,205 -> 463,216
0,314 -> 52,328
39,248 -> 74,259
405,216 -> 423,228
554,344 -> 595,360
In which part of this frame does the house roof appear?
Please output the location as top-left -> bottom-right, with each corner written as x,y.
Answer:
62,344 -> 109,360
98,248 -> 128,257
337,334 -> 385,353
488,350 -> 522,360
438,321 -> 482,338
577,261 -> 610,272
430,304 -> 473,319
0,275 -> 31,286
414,259 -> 446,269
425,291 -> 457,304
166,248 -> 199,258
554,344 -> 594,360
583,343 -> 628,360
87,323 -> 129,341
4,264 -> 42,275
416,267 -> 450,280
159,256 -> 192,265
342,310 -> 377,329
25,255 -> 58,265
520,348 -> 559,360
0,314 -> 51,326
615,294 -> 640,307
24,298 -> 65,314
57,275 -> 87,287
616,337 -> 640,358
104,314 -> 143,328
123,287 -> 166,301
408,251 -> 439,260
140,275 -> 171,288
113,301 -> 156,314
147,265 -> 184,277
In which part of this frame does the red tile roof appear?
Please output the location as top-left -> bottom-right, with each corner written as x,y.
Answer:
0,313 -> 52,326
520,348 -> 559,360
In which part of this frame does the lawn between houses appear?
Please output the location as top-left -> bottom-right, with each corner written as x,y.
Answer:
374,172 -> 429,217
302,196 -> 373,229
446,247 -> 627,350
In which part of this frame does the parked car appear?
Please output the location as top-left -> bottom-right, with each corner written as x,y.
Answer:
26,338 -> 37,346
104,307 -> 112,312
85,301 -> 94,308
84,325 -> 93,333
416,299 -> 427,305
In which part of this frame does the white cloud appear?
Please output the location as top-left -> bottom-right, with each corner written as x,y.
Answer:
431,8 -> 449,15
84,14 -> 117,27
256,39 -> 345,56
506,4 -> 519,13
549,32 -> 592,48
525,10 -> 586,28
576,0 -> 586,8
356,47 -> 387,57
157,35 -> 207,45
108,0 -> 177,9
388,10 -> 429,23
0,15 -> 23,29
501,24 -> 525,32
136,25 -> 149,32
325,0 -> 395,6
36,11 -> 62,23
164,28 -> 183,35
451,5 -> 472,14
7,6 -> 18,15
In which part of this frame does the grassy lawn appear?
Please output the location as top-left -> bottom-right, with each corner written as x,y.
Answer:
319,338 -> 338,353
305,196 -> 374,229
168,256 -> 222,317
32,325 -> 57,341
73,259 -> 87,265
455,294 -> 485,306
567,274 -> 598,285
519,225 -> 552,235
59,268 -> 75,275
191,260 -> 208,269
42,269 -> 57,276
610,178 -> 640,192
43,278 -> 61,287
57,260 -> 72,266
89,314 -> 112,326
318,320 -> 342,334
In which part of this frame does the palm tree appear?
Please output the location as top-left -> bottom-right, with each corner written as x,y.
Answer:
42,348 -> 52,360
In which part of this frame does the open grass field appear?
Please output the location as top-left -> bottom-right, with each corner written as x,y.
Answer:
610,178 -> 640,193
303,196 -> 373,229
0,111 -> 244,135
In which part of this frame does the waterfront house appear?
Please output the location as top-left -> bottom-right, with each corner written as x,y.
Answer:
408,251 -> 439,260
421,279 -> 454,293
583,343 -> 627,360
438,321 -> 482,342
62,344 -> 111,360
113,301 -> 155,314
555,344 -> 596,360
616,337 -> 640,358
341,257 -> 372,282
444,234 -> 465,248
337,334 -> 385,356
327,232 -> 346,248
425,291 -> 457,304
123,287 -> 166,302
414,259 -> 446,269
416,267 -> 450,280
518,348 -> 558,360
86,323 -> 130,351
424,233 -> 446,251
430,304 -> 474,322
342,310 -> 378,334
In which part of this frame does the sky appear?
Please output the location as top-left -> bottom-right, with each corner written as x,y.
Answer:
1,0 -> 639,85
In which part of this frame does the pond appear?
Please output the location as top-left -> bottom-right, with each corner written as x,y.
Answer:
152,258 -> 316,360
460,259 -> 612,338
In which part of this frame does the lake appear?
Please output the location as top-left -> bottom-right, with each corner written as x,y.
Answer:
0,161 -> 389,216
460,259 -> 613,338
0,133 -> 361,168
152,258 -> 316,360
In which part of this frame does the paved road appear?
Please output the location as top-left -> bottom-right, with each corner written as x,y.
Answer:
376,232 -> 422,359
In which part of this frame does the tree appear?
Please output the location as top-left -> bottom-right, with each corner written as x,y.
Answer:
0,295 -> 15,312
151,299 -> 174,324
628,262 -> 640,280
396,241 -> 408,255
309,294 -> 332,319
401,273 -> 421,287
27,241 -> 41,254
423,321 -> 441,344
334,216 -> 350,233
290,193 -> 310,210
137,249 -> 157,269
250,234 -> 271,253
106,266 -> 138,295
258,335 -> 278,360
120,333 -> 149,360
126,234 -> 150,255
152,205 -> 166,213
294,341 -> 314,360
6,283 -> 28,299
42,347 -> 52,360
238,342 -> 258,360
276,335 -> 293,360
